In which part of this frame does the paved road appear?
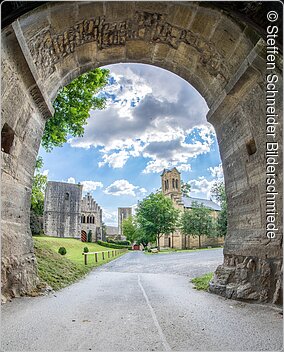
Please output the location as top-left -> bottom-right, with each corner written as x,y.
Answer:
1,250 -> 282,351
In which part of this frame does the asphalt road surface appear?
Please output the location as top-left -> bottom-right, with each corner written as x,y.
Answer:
1,249 -> 282,351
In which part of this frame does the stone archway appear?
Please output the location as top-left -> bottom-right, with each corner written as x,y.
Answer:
1,1 -> 282,303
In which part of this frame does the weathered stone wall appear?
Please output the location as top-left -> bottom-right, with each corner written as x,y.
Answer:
44,181 -> 83,238
208,45 -> 283,304
81,192 -> 103,241
1,2 -> 282,303
161,234 -> 224,250
1,25 -> 50,301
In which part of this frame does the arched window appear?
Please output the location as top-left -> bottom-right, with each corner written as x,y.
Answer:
164,180 -> 167,190
81,215 -> 85,223
92,216 -> 95,224
176,179 -> 178,189
65,192 -> 69,200
87,216 -> 90,224
172,178 -> 175,188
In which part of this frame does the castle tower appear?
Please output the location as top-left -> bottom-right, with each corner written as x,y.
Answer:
44,181 -> 83,238
161,167 -> 182,205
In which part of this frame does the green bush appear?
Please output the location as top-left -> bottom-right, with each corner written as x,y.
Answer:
83,247 -> 89,253
30,210 -> 43,235
58,247 -> 67,255
106,239 -> 130,245
97,240 -> 131,249
87,230 -> 92,243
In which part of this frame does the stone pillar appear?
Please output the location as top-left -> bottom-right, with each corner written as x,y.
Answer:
1,24 -> 53,301
208,40 -> 283,303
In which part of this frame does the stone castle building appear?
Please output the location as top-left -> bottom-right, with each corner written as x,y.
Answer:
44,182 -> 103,241
118,207 -> 132,237
81,192 -> 103,242
44,181 -> 83,238
160,168 -> 224,249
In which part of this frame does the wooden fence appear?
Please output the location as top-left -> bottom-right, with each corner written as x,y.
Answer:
82,249 -> 128,265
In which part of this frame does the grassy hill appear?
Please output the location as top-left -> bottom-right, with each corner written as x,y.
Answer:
33,236 -> 126,290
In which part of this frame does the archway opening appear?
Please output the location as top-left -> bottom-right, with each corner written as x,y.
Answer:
1,1 -> 282,305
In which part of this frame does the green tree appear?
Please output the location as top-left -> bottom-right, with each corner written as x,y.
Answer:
122,216 -> 137,244
31,157 -> 47,216
135,226 -> 156,249
136,192 -> 179,250
181,181 -> 191,197
122,216 -> 156,248
30,157 -> 47,235
180,202 -> 216,248
42,68 -> 109,151
211,181 -> 227,237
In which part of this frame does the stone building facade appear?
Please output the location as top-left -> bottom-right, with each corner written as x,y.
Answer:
81,192 -> 103,242
160,168 -> 224,249
44,181 -> 83,238
44,182 -> 102,242
118,207 -> 132,237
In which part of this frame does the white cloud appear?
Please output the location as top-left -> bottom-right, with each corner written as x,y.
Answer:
66,177 -> 76,184
208,163 -> 224,180
104,179 -> 146,197
102,208 -> 118,226
42,169 -> 49,176
68,63 -> 212,173
81,181 -> 104,192
190,177 -> 216,199
98,150 -> 130,169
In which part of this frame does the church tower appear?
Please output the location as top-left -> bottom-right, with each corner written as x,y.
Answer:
161,167 -> 182,205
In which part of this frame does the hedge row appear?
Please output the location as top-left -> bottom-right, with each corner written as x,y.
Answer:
97,240 -> 132,250
107,239 -> 130,246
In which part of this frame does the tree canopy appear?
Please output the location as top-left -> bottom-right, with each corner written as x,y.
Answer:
180,201 -> 216,248
31,157 -> 47,216
42,68 -> 109,151
211,181 -> 227,237
136,192 -> 179,249
181,181 -> 191,197
122,216 -> 137,244
122,216 -> 155,248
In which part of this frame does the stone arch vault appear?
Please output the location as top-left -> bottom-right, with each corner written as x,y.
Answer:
1,1 -> 283,303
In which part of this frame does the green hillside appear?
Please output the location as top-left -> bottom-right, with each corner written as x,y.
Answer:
33,236 -> 126,290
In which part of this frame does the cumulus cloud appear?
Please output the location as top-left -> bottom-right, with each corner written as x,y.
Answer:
98,150 -> 130,169
102,208 -> 118,226
81,181 -> 104,192
190,177 -> 216,199
189,163 -> 224,199
208,163 -> 224,180
104,179 -> 147,197
63,177 -> 103,191
68,63 -> 212,173
66,177 -> 76,184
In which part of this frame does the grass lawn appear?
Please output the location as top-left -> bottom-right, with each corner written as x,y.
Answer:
33,236 -> 127,290
191,272 -> 214,291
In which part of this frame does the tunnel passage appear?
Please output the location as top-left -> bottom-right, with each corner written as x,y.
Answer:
1,1 -> 282,303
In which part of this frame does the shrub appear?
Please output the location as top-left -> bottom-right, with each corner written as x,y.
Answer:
58,247 -> 67,255
106,239 -> 130,245
97,240 -> 131,249
30,210 -> 43,235
83,247 -> 89,253
87,230 -> 92,243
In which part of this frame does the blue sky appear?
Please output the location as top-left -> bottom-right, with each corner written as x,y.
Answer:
39,63 -> 223,226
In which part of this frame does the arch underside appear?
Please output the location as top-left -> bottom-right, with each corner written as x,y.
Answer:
1,2 -> 283,303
